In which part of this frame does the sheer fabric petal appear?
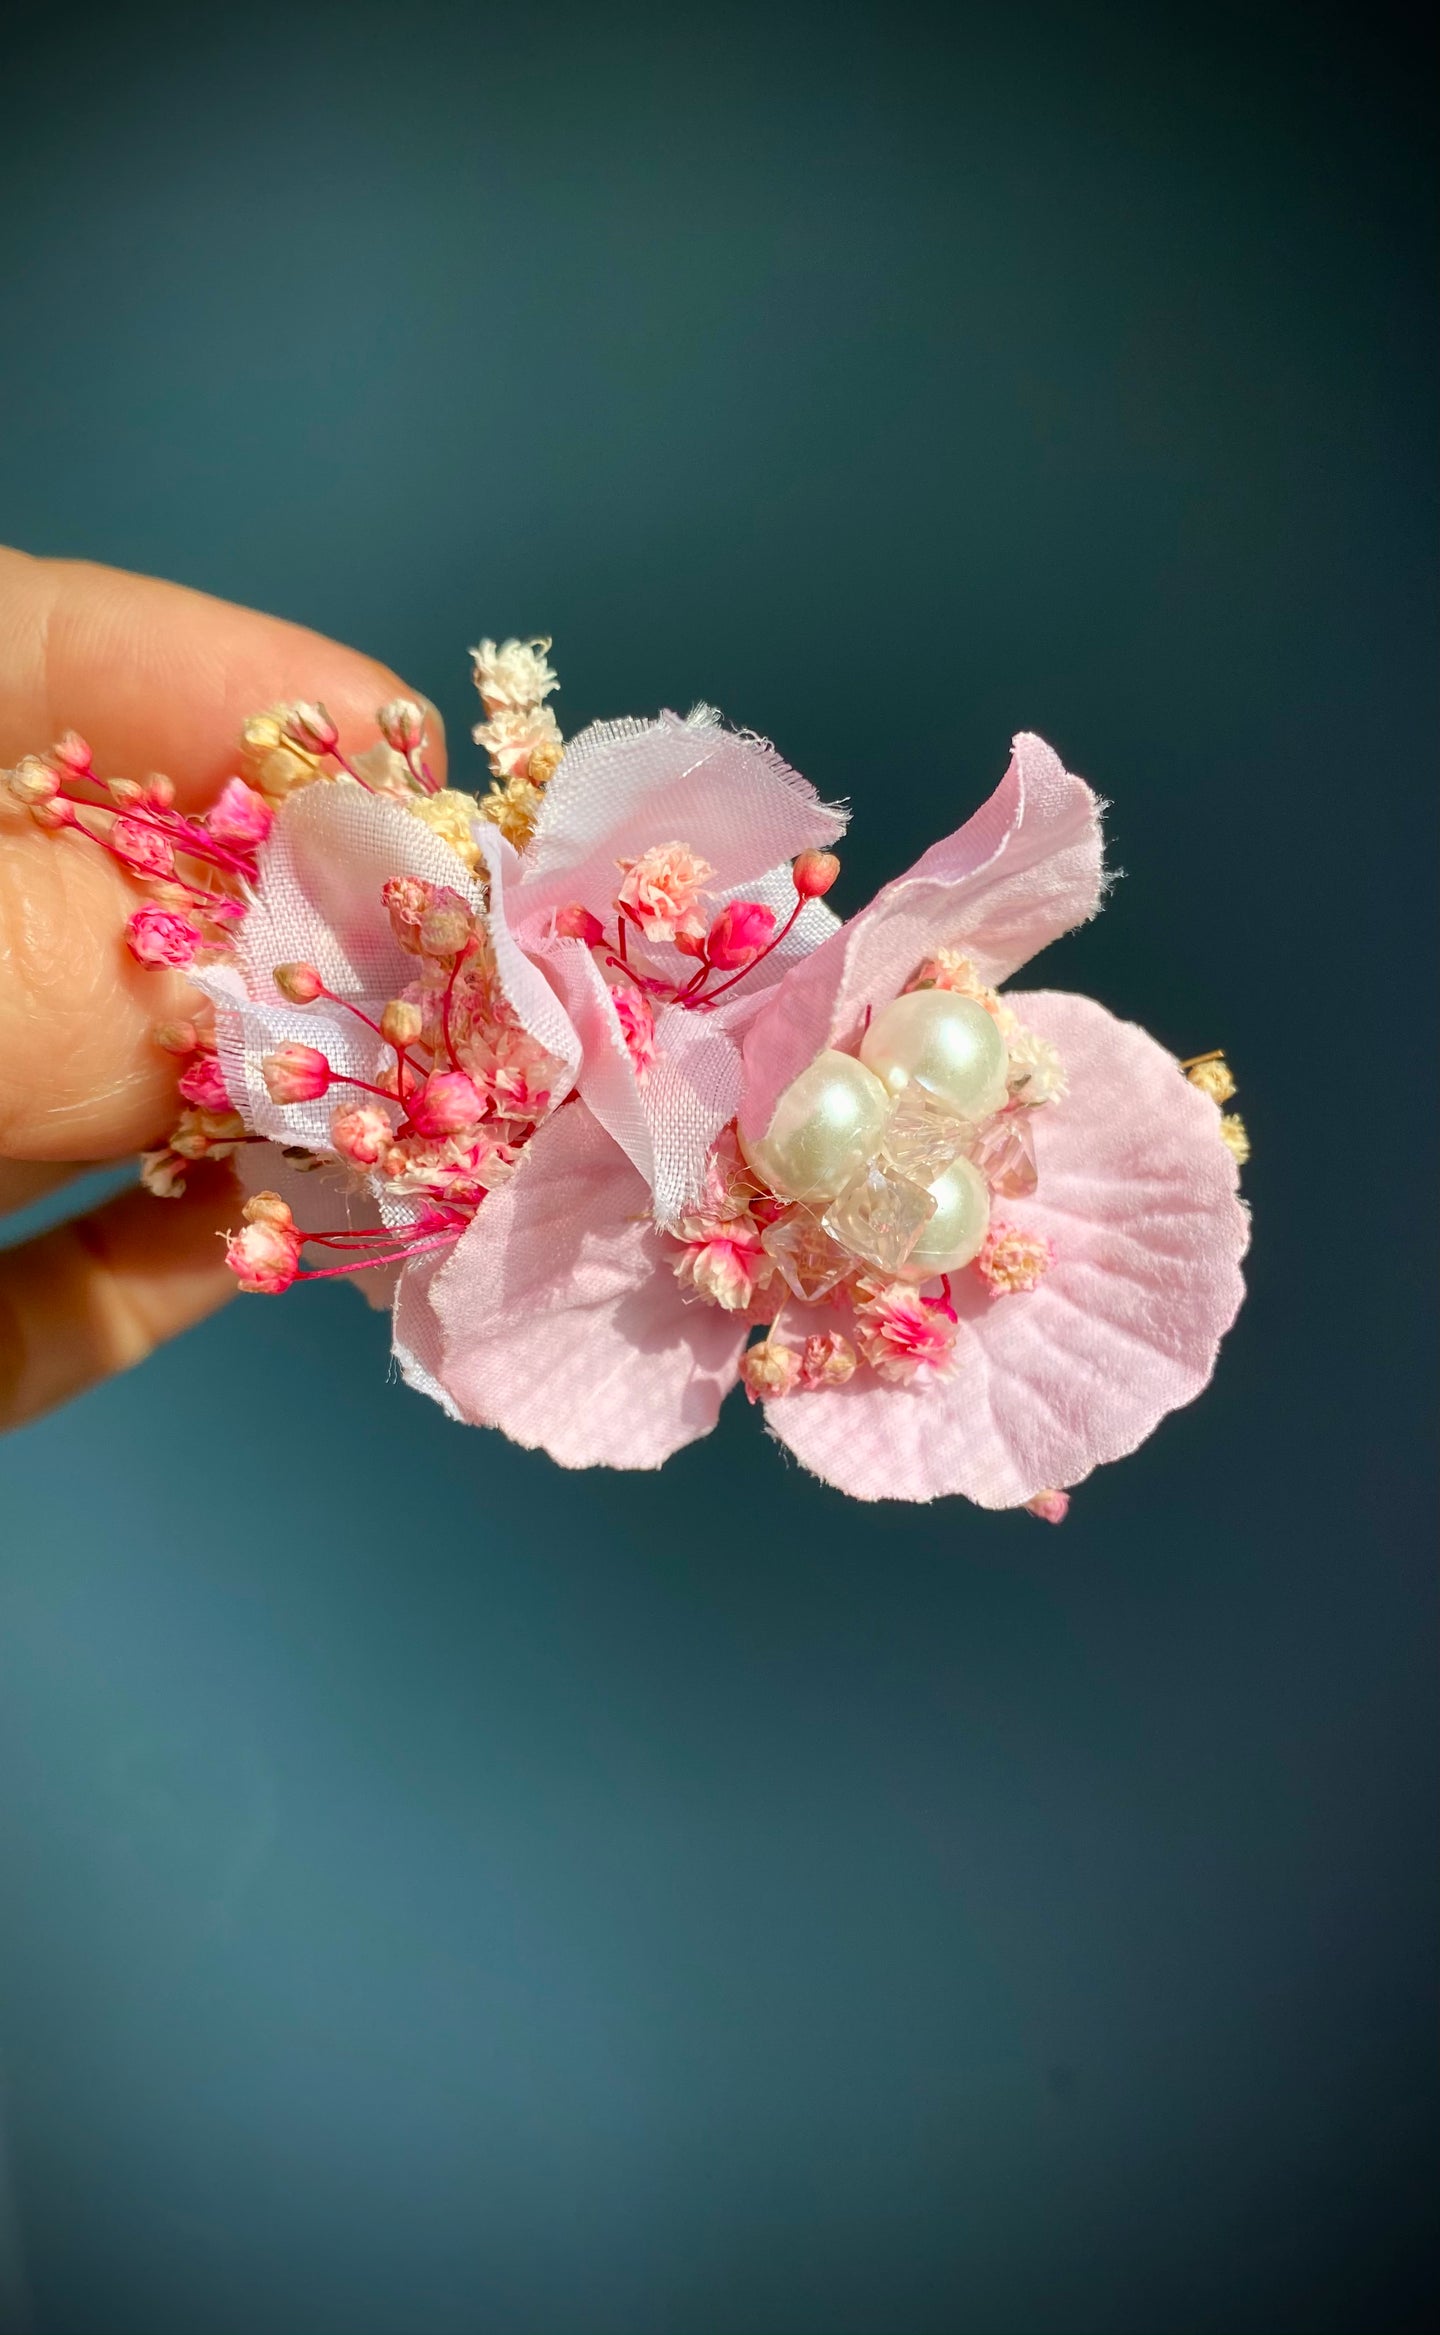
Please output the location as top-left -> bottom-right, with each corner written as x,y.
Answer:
740,733 -> 1103,1146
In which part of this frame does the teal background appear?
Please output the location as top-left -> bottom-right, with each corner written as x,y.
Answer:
0,4 -> 1435,2330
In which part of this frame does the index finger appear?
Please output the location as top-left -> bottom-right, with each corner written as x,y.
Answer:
0,547 -> 447,1160
0,547 -> 445,810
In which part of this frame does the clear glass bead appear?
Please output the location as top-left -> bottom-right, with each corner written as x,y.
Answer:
966,1107 -> 1038,1197
761,1209 -> 855,1303
880,1083 -> 973,1182
823,1161 -> 937,1274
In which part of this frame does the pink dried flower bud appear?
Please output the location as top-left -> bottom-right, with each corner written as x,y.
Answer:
553,902 -> 604,946
49,732 -> 93,778
126,904 -> 202,967
226,1216 -> 302,1295
272,961 -> 325,1004
30,797 -> 78,830
382,876 -> 430,952
1025,1489 -> 1070,1525
241,1190 -> 295,1229
377,698 -> 427,752
177,1054 -> 231,1110
139,1148 -> 187,1198
609,983 -> 657,1084
380,998 -> 423,1047
792,849 -> 840,900
330,1102 -> 393,1167
740,1339 -> 804,1403
152,1018 -> 200,1056
418,898 -> 475,958
109,815 -> 175,879
285,701 -> 339,755
800,1331 -> 857,1389
262,1043 -> 333,1105
409,1070 -> 484,1136
672,924 -> 709,960
108,777 -> 144,806
145,774 -> 176,809
974,1221 -> 1055,1300
705,898 -> 776,971
207,776 -> 273,848
6,755 -> 60,804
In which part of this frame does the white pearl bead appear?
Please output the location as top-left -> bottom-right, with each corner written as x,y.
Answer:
859,989 -> 1009,1121
742,1049 -> 892,1202
899,1153 -> 991,1278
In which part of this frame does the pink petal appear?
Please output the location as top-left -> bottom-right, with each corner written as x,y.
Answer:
514,711 -> 846,926
740,733 -> 1102,1146
765,992 -> 1248,1506
431,1102 -> 748,1469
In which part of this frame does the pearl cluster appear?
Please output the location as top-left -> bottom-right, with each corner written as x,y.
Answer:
742,990 -> 1012,1277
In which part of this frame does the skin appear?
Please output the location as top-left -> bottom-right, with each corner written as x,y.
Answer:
0,546 -> 445,1429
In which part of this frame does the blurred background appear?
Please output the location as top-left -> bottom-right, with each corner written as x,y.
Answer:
0,3 -> 1434,2329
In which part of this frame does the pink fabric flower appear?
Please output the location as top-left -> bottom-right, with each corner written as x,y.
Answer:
126,904 -> 201,966
421,736 -> 1247,1508
615,840 -> 714,945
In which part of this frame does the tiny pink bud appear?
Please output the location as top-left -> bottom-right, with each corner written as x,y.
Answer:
152,1019 -> 200,1056
740,1339 -> 803,1403
145,773 -> 176,809
377,698 -> 427,752
109,815 -> 175,879
49,732 -> 93,778
126,904 -> 202,967
226,1215 -> 302,1294
285,701 -> 339,754
1025,1489 -> 1071,1525
207,776 -> 274,848
672,924 -> 709,960
409,1070 -> 484,1136
242,1190 -> 295,1229
553,902 -> 604,946
31,797 -> 78,829
273,962 -> 325,1004
330,1102 -> 393,1167
6,756 -> 60,804
705,898 -> 776,971
177,1054 -> 231,1110
792,849 -> 840,900
262,1043 -> 333,1105
108,777 -> 145,806
380,998 -> 423,1047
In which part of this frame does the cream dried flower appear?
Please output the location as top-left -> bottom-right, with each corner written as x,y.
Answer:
470,636 -> 559,715
1187,1056 -> 1237,1105
405,787 -> 484,871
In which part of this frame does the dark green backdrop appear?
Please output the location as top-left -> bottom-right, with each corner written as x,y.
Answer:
0,5 -> 1434,2331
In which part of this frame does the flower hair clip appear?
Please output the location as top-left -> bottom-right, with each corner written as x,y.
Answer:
6,635 -> 1249,1517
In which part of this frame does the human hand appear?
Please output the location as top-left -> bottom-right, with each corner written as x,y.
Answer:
0,546 -> 444,1428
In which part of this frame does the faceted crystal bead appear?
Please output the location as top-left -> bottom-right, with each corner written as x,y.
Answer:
880,1082 -> 972,1182
967,1106 -> 1038,1197
761,1209 -> 854,1303
823,1161 -> 937,1274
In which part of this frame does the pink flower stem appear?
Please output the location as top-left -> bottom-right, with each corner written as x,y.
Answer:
330,1071 -> 405,1102
689,896 -> 805,1010
295,1231 -> 460,1283
441,939 -> 476,1070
